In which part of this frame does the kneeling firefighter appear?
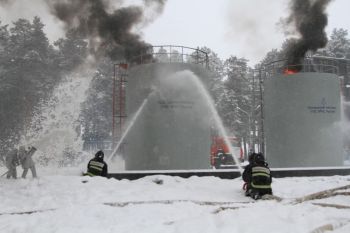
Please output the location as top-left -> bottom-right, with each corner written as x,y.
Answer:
85,150 -> 108,177
242,152 -> 272,200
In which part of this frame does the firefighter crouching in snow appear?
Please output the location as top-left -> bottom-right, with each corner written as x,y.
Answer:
85,150 -> 108,177
242,152 -> 272,200
5,148 -> 20,179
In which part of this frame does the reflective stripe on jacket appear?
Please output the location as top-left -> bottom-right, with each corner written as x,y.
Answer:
251,165 -> 272,189
87,158 -> 108,177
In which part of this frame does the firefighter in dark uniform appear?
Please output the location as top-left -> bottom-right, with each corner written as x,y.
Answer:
5,148 -> 20,179
85,150 -> 108,177
242,152 -> 272,200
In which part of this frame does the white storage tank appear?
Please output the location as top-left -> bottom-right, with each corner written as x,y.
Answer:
264,72 -> 342,168
125,62 -> 214,170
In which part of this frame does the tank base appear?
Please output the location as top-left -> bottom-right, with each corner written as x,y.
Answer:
108,167 -> 350,180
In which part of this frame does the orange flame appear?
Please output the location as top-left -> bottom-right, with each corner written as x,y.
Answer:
284,69 -> 298,75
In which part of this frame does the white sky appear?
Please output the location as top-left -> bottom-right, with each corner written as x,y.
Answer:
143,0 -> 350,65
0,0 -> 350,65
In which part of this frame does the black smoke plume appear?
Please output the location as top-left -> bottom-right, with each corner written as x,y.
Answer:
284,0 -> 332,71
46,0 -> 167,62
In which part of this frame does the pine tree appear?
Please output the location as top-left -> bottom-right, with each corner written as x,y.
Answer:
220,56 -> 253,153
54,29 -> 88,72
79,58 -> 114,150
0,17 -> 62,155
318,28 -> 350,59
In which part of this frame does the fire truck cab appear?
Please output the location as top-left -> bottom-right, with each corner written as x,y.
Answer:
210,136 -> 243,169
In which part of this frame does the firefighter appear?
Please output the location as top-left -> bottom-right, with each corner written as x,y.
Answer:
19,146 -> 38,179
242,152 -> 272,200
85,150 -> 108,177
5,148 -> 20,179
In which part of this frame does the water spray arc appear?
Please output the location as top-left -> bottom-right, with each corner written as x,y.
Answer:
185,70 -> 244,174
23,72 -> 93,164
107,98 -> 149,163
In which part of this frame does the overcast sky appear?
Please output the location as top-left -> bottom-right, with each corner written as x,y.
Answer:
0,0 -> 349,65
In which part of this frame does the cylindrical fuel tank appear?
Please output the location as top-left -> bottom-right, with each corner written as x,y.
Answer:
264,72 -> 342,168
125,63 -> 214,170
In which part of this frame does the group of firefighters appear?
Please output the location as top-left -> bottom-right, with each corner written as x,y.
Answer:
4,147 -> 108,179
4,146 -> 37,179
83,149 -> 273,200
4,146 -> 272,200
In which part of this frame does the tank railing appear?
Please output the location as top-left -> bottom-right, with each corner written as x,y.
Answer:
262,59 -> 339,78
130,45 -> 209,69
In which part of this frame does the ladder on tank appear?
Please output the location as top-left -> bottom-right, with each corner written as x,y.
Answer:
112,63 -> 128,155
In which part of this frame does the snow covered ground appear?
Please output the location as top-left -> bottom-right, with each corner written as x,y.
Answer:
0,167 -> 350,233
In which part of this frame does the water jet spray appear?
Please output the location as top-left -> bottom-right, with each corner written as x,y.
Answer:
107,97 -> 149,163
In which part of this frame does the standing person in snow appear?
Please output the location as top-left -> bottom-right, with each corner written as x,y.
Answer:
5,148 -> 20,179
242,152 -> 272,200
85,150 -> 108,177
19,146 -> 37,178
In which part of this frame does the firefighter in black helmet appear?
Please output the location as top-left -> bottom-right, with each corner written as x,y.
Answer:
242,152 -> 272,200
85,150 -> 108,177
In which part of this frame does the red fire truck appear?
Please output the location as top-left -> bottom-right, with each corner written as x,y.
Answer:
210,136 -> 243,169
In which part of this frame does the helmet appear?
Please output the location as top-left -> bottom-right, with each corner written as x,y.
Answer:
95,150 -> 104,160
254,152 -> 265,164
248,153 -> 257,163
